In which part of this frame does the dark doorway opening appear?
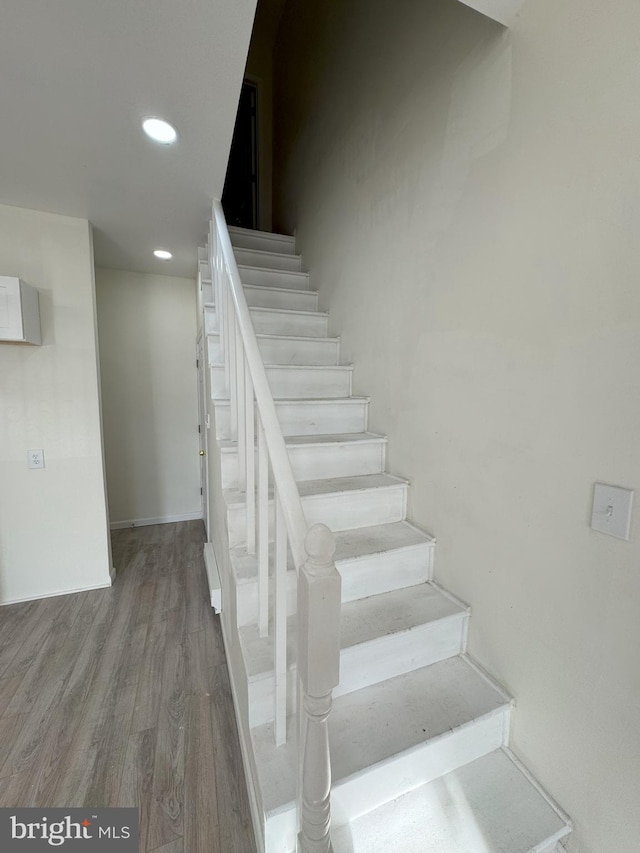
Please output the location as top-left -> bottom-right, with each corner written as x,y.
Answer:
222,81 -> 258,230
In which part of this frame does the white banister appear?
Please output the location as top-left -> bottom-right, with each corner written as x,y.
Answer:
209,200 -> 341,853
212,200 -> 308,567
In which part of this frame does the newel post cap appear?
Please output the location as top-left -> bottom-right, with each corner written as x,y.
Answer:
304,524 -> 336,571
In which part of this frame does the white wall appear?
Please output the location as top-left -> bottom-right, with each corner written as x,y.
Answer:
96,268 -> 201,528
0,204 -> 112,604
273,1 -> 640,851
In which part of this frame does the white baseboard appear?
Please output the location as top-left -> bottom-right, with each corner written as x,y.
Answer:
0,578 -> 114,607
110,512 -> 203,530
203,543 -> 222,612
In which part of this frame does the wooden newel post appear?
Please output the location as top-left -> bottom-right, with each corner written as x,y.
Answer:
297,524 -> 342,853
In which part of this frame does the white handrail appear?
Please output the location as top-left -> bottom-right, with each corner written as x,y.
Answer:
209,201 -> 341,853
212,200 -> 307,569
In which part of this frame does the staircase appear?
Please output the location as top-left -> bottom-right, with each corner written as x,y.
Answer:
202,224 -> 571,853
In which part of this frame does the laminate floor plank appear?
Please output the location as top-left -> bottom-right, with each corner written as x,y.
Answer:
0,770 -> 33,807
0,676 -> 25,719
210,664 -> 256,853
0,596 -> 69,680
184,693 -> 220,853
148,840 -> 184,853
0,600 -> 45,678
5,591 -> 103,718
146,603 -> 188,851
117,728 -> 157,851
0,520 -> 256,853
130,619 -> 169,734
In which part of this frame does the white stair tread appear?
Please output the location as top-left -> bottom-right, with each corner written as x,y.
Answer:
225,472 -> 406,507
230,225 -> 294,241
253,656 -> 510,813
219,431 -> 386,453
259,362 -> 352,371
241,582 -> 466,678
230,520 -> 431,585
241,305 -> 325,319
214,394 -> 369,405
237,263 -> 308,279
243,282 -> 314,297
233,246 -> 302,264
298,472 -> 405,497
332,748 -> 570,853
204,302 -> 325,319
209,331 -> 337,344
334,520 -> 433,561
340,581 -> 465,648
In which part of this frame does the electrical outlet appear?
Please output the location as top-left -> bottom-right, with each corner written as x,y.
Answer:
28,449 -> 45,469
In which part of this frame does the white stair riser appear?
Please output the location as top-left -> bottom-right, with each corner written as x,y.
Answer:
221,440 -> 386,489
204,306 -> 217,334
205,305 -> 328,338
264,708 -> 510,853
336,615 -> 468,699
210,365 -> 352,400
238,265 -> 310,291
208,333 -> 339,367
234,248 -> 302,272
214,399 -> 369,440
202,282 -> 213,304
230,228 -> 296,255
248,614 -> 468,727
235,542 -> 433,627
199,260 -> 211,280
341,543 -> 433,602
244,284 -> 317,311
227,484 -> 407,548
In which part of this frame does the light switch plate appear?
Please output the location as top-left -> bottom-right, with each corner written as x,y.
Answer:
591,483 -> 633,540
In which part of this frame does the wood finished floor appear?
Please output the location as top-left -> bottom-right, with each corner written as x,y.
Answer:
0,521 -> 256,853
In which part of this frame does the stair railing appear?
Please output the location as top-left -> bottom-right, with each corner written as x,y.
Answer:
209,200 -> 342,853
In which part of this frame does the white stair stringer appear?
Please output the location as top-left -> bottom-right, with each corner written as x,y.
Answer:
206,226 -> 571,853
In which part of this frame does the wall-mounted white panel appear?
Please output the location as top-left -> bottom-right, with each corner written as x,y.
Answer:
0,276 -> 41,345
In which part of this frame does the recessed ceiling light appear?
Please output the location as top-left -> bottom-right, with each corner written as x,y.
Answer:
143,117 -> 178,144
153,249 -> 172,260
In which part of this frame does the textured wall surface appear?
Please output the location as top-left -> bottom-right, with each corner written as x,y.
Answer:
96,268 -> 200,527
0,204 -> 111,603
273,1 -> 640,850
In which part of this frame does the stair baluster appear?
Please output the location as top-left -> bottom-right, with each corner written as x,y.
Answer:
298,525 -> 341,853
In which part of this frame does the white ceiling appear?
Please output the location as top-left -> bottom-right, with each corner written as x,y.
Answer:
0,0 -> 258,277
